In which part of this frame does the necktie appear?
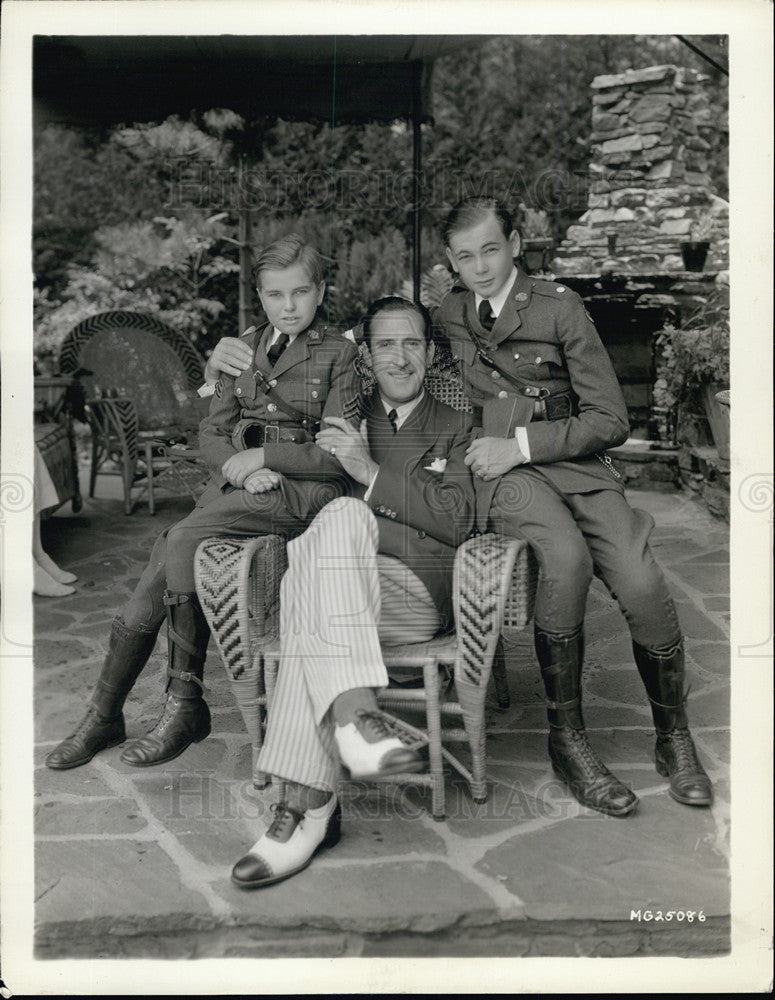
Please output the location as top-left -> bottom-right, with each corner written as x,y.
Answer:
478,299 -> 495,332
388,408 -> 398,434
267,332 -> 290,367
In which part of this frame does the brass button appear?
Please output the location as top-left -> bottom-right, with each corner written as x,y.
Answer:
235,386 -> 242,396
513,353 -> 520,360
267,403 -> 277,413
268,379 -> 278,388
491,371 -> 500,379
498,390 -> 508,399
557,286 -> 566,293
311,390 -> 319,399
535,356 -> 542,365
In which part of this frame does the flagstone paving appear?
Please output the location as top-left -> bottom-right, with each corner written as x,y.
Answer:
32,481 -> 730,958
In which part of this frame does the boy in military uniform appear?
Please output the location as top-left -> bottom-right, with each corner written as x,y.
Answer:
438,196 -> 712,817
47,234 -> 361,771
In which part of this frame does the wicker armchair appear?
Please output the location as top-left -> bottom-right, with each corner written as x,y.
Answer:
194,354 -> 539,819
59,311 -> 210,514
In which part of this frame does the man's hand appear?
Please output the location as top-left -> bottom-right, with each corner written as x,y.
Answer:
204,334 -> 255,383
315,417 -> 378,486
222,448 -> 265,487
465,436 -> 526,481
244,469 -> 282,494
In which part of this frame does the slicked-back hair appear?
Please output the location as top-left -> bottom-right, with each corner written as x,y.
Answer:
361,296 -> 433,349
252,233 -> 326,289
442,196 -> 515,247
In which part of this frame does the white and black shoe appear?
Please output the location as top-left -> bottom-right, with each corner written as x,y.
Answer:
231,796 -> 341,889
335,709 -> 425,779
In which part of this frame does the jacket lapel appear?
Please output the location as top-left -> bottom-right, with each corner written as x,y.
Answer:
269,329 -> 311,379
489,268 -> 534,346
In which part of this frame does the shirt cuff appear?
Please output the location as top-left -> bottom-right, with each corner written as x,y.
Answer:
515,425 -> 531,463
198,383 -> 216,398
363,469 -> 380,502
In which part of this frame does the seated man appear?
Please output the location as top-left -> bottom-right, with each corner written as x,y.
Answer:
231,295 -> 475,890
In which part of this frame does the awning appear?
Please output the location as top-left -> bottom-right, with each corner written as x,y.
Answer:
33,35 -> 486,127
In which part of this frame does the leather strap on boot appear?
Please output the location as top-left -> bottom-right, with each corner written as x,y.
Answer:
536,624 -> 638,818
632,638 -> 688,733
163,591 -> 209,699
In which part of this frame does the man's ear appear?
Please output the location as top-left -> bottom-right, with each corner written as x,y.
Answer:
508,230 -> 521,260
425,339 -> 436,367
444,246 -> 458,273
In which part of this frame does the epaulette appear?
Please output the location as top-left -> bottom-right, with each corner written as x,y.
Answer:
531,278 -> 578,299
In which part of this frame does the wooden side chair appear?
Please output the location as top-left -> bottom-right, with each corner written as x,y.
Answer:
194,357 -> 539,820
58,310 -> 210,514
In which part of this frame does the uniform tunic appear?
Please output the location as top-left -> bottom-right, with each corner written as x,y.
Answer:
438,269 -> 680,646
163,323 -> 362,592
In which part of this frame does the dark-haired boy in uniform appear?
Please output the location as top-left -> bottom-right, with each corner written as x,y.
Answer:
47,234 -> 362,771
437,196 -> 712,816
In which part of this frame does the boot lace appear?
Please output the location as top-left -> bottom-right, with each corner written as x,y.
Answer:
566,729 -> 611,779
665,729 -> 701,772
70,705 -> 109,740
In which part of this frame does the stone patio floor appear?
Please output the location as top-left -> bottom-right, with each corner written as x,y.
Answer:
32,476 -> 731,960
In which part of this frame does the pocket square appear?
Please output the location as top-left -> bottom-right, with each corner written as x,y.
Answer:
424,457 -> 447,473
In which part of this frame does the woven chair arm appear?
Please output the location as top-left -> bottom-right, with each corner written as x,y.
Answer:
452,533 -> 523,690
195,535 -> 288,681
85,396 -> 139,462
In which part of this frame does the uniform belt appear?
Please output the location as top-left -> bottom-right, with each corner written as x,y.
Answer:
239,420 -> 310,448
471,393 -> 575,428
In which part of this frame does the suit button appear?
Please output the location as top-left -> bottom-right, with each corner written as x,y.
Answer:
417,530 -> 426,538
378,505 -> 385,513
390,512 -> 396,519
267,403 -> 277,413
235,386 -> 242,396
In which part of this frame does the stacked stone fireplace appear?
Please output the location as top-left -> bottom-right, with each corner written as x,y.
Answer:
553,64 -> 728,275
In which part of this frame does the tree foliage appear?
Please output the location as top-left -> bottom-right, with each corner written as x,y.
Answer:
34,34 -> 728,362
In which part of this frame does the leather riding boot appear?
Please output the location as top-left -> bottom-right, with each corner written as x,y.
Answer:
537,624 -> 638,817
120,592 -> 211,767
633,639 -> 713,806
46,620 -> 158,769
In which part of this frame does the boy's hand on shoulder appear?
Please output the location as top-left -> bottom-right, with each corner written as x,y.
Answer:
465,436 -> 526,481
205,335 -> 254,382
222,448 -> 265,487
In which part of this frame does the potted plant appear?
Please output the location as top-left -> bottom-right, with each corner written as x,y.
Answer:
518,204 -> 554,274
680,212 -> 713,272
653,287 -> 730,459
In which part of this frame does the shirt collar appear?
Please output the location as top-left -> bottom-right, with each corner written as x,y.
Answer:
474,266 -> 519,317
381,390 -> 425,429
268,326 -> 299,347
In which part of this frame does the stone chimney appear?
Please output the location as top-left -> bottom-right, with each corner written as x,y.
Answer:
554,64 -> 729,275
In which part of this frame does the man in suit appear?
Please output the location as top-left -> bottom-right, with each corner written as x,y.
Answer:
230,295 -> 475,890
437,196 -> 712,817
47,234 -> 361,771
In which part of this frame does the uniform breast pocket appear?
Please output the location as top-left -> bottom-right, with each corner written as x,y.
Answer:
513,343 -> 564,375
285,381 -> 323,411
233,372 -> 257,402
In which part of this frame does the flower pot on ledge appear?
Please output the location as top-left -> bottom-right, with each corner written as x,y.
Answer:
521,239 -> 553,274
680,241 -> 710,272
702,382 -> 730,461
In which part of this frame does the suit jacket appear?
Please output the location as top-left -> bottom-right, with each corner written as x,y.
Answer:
363,391 -> 475,628
437,269 -> 628,530
196,323 -> 361,517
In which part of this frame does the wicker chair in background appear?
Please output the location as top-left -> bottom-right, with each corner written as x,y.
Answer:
58,310 -> 210,514
195,354 -> 539,819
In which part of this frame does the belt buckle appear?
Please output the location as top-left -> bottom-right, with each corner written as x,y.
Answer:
263,424 -> 280,444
